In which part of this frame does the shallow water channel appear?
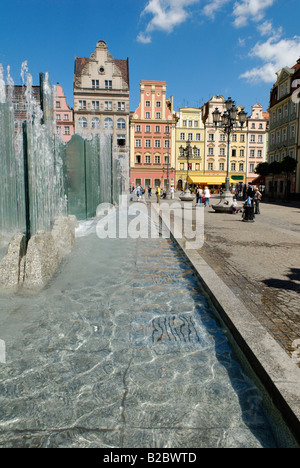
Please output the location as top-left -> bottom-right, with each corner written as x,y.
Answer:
0,219 -> 297,448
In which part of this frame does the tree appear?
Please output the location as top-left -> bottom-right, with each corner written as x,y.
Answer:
255,162 -> 270,176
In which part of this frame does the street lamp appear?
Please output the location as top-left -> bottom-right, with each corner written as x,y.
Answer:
179,139 -> 197,201
212,97 -> 247,212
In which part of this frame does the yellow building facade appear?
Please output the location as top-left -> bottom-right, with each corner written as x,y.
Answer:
175,107 -> 205,190
201,95 -> 247,191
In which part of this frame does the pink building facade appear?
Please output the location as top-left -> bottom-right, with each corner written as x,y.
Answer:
130,80 -> 177,190
55,84 -> 74,142
246,103 -> 269,183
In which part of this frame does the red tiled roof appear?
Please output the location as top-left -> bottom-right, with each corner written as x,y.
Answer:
74,57 -> 90,78
114,59 -> 129,87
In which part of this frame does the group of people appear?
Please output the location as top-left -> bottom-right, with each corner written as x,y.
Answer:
195,186 -> 211,207
240,183 -> 262,220
129,184 -> 175,203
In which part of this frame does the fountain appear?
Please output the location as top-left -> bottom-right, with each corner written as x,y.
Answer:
0,63 -> 122,289
0,63 -> 122,245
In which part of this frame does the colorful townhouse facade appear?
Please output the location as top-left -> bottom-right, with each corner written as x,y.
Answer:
73,40 -> 130,188
175,107 -> 205,191
201,95 -> 248,191
246,103 -> 269,184
55,83 -> 74,142
129,80 -> 177,191
267,59 -> 300,197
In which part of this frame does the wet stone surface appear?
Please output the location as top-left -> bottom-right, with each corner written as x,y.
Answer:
0,222 -> 297,448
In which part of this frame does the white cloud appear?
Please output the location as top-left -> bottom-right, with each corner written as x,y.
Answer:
240,35 -> 300,83
137,0 -> 200,43
202,0 -> 232,19
233,0 -> 276,28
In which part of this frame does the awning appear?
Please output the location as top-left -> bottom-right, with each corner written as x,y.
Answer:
251,175 -> 265,185
189,176 -> 226,185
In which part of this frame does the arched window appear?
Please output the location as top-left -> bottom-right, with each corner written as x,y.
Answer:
117,118 -> 126,129
104,118 -> 113,129
78,117 -> 87,128
91,117 -> 100,129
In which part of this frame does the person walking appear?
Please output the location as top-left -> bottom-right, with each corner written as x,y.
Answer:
204,186 -> 210,207
254,187 -> 262,214
148,187 -> 152,199
170,186 -> 175,199
156,186 -> 161,204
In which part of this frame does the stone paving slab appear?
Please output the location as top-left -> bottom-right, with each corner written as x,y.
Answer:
197,197 -> 300,365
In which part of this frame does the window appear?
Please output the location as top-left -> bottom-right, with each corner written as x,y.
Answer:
92,80 -> 99,89
188,121 -> 193,127
155,140 -> 160,148
105,101 -> 112,111
196,133 -> 201,141
250,135 -> 255,142
56,114 -> 61,120
194,121 -> 199,127
219,163 -> 225,171
220,134 -> 226,141
117,118 -> 126,129
195,163 -> 200,170
155,155 -> 160,164
104,118 -> 113,129
136,125 -> 141,132
56,101 -> 61,108
64,114 -> 68,121
136,155 -> 141,164
135,139 -> 141,147
145,101 -> 151,107
180,163 -> 184,170
118,102 -> 125,111
78,117 -> 87,128
165,156 -> 170,164
257,150 -> 262,158
240,134 -> 245,142
259,123 -> 263,129
232,134 -> 237,142
250,150 -> 255,158
92,101 -> 99,110
183,120 -> 187,127
91,117 -> 100,129
208,134 -> 214,141
165,126 -> 170,134
208,163 -> 214,171
231,163 -> 236,171
208,148 -> 214,155
156,101 -> 161,107
180,133 -> 185,140
64,127 -> 70,135
188,133 -> 193,141
145,139 -> 151,148
258,135 -> 263,143
164,140 -> 170,148
251,123 -> 255,129
155,125 -> 160,133
250,164 -> 255,173
195,148 -> 200,157
239,163 -> 244,171
145,112 -> 150,119
291,125 -> 296,139
145,125 -> 151,133
117,135 -> 125,146
105,80 -> 112,89
145,155 -> 151,164
240,149 -> 244,158
220,148 -> 225,156
232,149 -> 236,157
79,100 -> 86,110
156,112 -> 161,119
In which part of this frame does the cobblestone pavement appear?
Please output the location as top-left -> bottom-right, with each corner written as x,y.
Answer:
197,196 -> 300,364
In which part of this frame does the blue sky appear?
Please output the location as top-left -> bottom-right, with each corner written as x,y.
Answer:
0,0 -> 300,116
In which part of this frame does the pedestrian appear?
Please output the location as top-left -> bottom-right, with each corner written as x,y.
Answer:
254,187 -> 262,214
204,186 -> 210,207
170,186 -> 175,199
156,186 -> 161,204
196,186 -> 203,206
148,186 -> 152,199
232,198 -> 238,214
135,184 -> 141,201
